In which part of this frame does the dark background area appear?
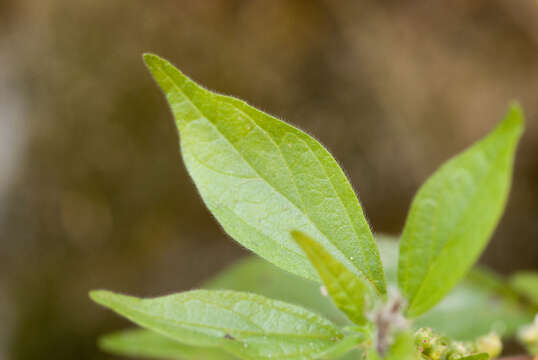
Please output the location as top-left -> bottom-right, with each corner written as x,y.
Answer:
1,1 -> 537,359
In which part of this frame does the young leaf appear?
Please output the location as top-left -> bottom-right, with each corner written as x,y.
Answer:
510,272 -> 538,305
292,231 -> 373,325
99,328 -> 234,359
398,104 -> 524,317
143,53 -> 386,295
90,289 -> 342,360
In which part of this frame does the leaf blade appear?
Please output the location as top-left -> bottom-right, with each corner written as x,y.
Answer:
143,53 -> 386,295
90,289 -> 342,360
292,231 -> 373,325
398,104 -> 524,317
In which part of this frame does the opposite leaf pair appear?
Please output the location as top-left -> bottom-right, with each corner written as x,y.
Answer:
91,54 -> 524,360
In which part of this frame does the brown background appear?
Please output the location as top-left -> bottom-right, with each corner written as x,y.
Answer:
1,1 -> 537,359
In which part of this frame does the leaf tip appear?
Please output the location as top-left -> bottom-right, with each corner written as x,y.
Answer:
89,289 -> 113,306
142,53 -> 162,68
504,101 -> 525,134
290,230 -> 312,249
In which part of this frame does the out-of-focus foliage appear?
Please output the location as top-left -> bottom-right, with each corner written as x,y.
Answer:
99,329 -> 235,360
518,315 -> 538,355
510,272 -> 538,306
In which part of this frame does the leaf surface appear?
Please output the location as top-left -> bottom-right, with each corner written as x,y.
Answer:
90,289 -> 342,360
292,231 -> 373,324
143,53 -> 385,295
99,328 -> 235,359
398,104 -> 524,317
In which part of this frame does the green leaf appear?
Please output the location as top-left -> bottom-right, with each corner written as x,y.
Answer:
204,256 -> 350,326
292,231 -> 373,325
143,53 -> 386,295
510,272 -> 538,305
99,328 -> 235,359
90,289 -> 342,360
398,104 -> 524,317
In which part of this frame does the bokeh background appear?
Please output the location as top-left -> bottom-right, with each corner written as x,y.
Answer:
1,1 -> 538,359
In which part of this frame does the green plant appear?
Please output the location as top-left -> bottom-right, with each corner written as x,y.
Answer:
90,54 -> 532,359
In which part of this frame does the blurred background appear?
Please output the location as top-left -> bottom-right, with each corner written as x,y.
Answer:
1,1 -> 538,359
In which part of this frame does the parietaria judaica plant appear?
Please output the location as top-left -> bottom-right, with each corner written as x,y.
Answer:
90,54 -> 528,360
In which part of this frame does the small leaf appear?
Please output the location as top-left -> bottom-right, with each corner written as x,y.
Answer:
292,231 -> 373,325
90,289 -> 342,360
398,104 -> 525,317
99,328 -> 234,359
143,53 -> 386,295
510,272 -> 538,305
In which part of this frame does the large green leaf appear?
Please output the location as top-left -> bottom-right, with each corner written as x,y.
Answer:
143,54 -> 386,295
398,104 -> 524,317
90,289 -> 342,360
99,328 -> 235,359
510,272 -> 538,306
292,231 -> 373,325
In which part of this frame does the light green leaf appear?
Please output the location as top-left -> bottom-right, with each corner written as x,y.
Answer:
398,104 -> 524,317
204,256 -> 350,326
90,289 -> 342,360
143,53 -> 386,295
510,272 -> 538,305
292,231 -> 373,325
99,328 -> 235,359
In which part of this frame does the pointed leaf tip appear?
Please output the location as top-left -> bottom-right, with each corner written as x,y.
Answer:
89,289 -> 111,305
142,53 -> 161,66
